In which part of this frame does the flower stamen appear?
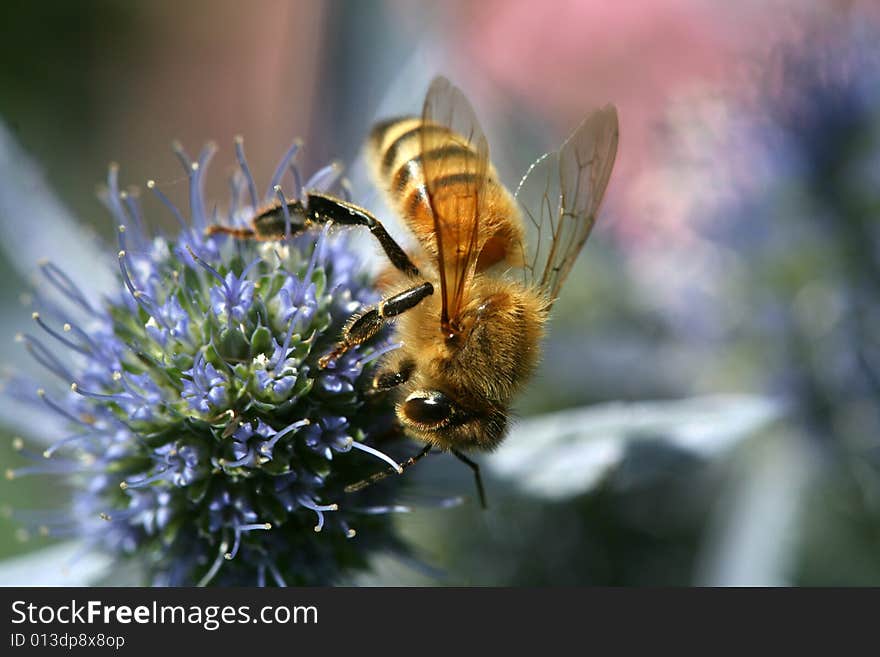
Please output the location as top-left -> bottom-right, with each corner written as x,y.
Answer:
267,139 -> 302,199
346,438 -> 404,474
234,136 -> 259,211
38,261 -> 99,318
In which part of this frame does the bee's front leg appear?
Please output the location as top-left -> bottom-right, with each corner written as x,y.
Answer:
369,358 -> 415,394
306,193 -> 421,278
319,282 -> 433,368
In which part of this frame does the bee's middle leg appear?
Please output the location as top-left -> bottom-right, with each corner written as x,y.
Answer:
319,282 -> 433,368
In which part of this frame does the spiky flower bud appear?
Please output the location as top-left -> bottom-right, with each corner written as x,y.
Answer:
7,138 -> 415,585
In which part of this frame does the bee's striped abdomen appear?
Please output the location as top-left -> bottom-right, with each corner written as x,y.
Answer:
367,117 -> 523,272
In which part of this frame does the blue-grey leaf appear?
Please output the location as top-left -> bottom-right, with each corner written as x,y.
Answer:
695,431 -> 814,586
488,394 -> 785,500
0,541 -> 111,586
0,122 -> 115,300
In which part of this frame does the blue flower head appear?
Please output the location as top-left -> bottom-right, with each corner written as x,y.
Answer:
6,136 -> 417,585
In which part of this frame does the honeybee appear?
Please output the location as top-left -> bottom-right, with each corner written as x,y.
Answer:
208,76 -> 619,506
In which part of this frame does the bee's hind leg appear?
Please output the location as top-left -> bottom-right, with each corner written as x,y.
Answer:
319,282 -> 433,368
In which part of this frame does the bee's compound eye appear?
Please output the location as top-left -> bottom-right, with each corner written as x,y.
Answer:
402,391 -> 452,427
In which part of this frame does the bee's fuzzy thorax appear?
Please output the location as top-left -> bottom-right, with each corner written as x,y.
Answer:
360,77 -> 616,455
388,275 -> 546,451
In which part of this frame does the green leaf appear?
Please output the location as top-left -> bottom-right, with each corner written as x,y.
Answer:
251,325 -> 272,356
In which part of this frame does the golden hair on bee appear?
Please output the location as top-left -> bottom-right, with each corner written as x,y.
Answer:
206,76 -> 619,507
359,77 -> 617,445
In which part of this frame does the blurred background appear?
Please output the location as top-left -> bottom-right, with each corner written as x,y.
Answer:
2,0 -> 880,585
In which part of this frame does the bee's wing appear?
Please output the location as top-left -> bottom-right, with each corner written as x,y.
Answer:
515,106 -> 619,306
420,76 -> 491,328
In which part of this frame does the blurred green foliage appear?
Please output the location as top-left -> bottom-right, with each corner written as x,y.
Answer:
0,1 -> 135,232
0,428 -> 58,560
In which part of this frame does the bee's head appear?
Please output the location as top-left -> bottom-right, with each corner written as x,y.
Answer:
397,389 -> 507,451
